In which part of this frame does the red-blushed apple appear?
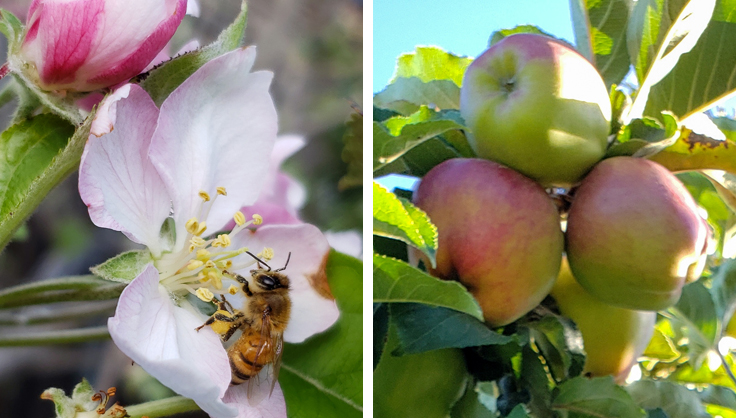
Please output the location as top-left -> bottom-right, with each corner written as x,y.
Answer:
566,157 -> 709,311
412,158 -> 564,326
551,257 -> 656,383
460,33 -> 611,187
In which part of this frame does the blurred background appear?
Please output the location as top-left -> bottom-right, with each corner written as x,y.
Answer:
0,0 -> 363,415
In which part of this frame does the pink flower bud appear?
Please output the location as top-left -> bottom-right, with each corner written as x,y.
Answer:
18,0 -> 187,92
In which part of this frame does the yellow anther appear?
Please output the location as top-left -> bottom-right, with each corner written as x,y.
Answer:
218,259 -> 233,269
252,214 -> 263,225
190,236 -> 206,249
204,260 -> 216,269
259,247 -> 274,261
233,211 -> 246,226
217,187 -> 227,196
187,260 -> 204,271
196,249 -> 210,261
212,234 -> 231,248
188,244 -> 195,253
185,218 -> 199,234
198,272 -> 207,282
208,271 -> 223,289
195,288 -> 214,302
228,285 -> 239,295
199,191 -> 211,202
194,222 -> 207,236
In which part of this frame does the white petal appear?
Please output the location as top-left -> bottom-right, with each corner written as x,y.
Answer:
79,84 -> 171,255
108,264 -> 236,418
186,0 -> 201,17
223,382 -> 287,418
229,224 -> 339,343
149,47 -> 277,251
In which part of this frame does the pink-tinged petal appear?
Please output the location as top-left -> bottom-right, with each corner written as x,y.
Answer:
230,224 -> 339,343
79,84 -> 171,255
109,264 -> 236,418
241,202 -> 301,227
259,136 -> 307,214
149,47 -> 278,251
22,0 -> 103,87
223,382 -> 287,418
86,0 -> 187,88
20,0 -> 185,92
325,230 -> 363,259
143,39 -> 201,73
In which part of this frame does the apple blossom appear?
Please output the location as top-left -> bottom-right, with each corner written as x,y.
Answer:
14,0 -> 187,92
79,47 -> 339,418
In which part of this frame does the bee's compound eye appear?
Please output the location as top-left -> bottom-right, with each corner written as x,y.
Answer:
261,276 -> 276,288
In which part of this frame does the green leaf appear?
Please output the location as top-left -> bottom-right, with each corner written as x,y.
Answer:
0,113 -> 79,250
393,47 -> 473,86
373,182 -> 437,267
373,254 -> 483,320
374,77 -> 461,115
699,385 -> 736,410
668,281 -> 719,368
451,380 -> 496,418
626,380 -> 710,418
390,303 -> 512,355
338,111 -> 363,191
523,315 -> 585,382
607,113 -> 680,157
703,172 -> 736,214
373,303 -> 389,369
281,251 -> 362,417
520,345 -> 555,418
0,9 -> 23,48
373,107 -> 465,174
141,0 -> 248,106
552,376 -> 646,418
90,250 -> 154,284
373,136 -> 464,178
507,404 -> 533,418
41,378 -> 99,418
643,5 -> 736,119
571,0 -> 632,87
648,131 -> 736,176
628,0 -> 716,121
642,326 -> 680,362
712,116 -> 736,142
710,259 -> 736,322
374,324 -> 467,418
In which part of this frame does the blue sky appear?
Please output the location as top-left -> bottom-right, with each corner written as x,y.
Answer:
373,0 -> 576,92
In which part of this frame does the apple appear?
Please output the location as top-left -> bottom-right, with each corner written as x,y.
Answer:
566,157 -> 709,311
412,158 -> 564,326
460,33 -> 611,187
551,257 -> 656,382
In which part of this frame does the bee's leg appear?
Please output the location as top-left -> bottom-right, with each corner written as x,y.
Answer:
221,315 -> 246,342
195,311 -> 238,332
219,294 -> 237,313
242,280 -> 254,297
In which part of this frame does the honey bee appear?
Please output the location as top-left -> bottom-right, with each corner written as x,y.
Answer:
196,251 -> 291,396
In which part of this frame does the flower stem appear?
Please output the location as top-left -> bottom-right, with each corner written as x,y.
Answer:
0,325 -> 110,346
0,275 -> 125,309
0,76 -> 16,109
125,396 -> 200,418
717,349 -> 736,388
0,300 -> 117,325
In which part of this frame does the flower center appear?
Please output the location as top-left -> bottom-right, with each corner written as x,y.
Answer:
153,187 -> 273,302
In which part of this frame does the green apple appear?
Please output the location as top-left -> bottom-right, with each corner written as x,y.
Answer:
412,158 -> 564,326
460,33 -> 611,187
566,157 -> 709,311
552,257 -> 656,382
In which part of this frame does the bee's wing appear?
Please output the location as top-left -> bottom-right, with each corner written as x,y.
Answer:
269,332 -> 284,396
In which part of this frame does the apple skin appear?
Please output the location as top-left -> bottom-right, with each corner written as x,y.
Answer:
566,157 -> 709,311
460,33 -> 611,187
552,257 -> 656,382
412,158 -> 564,326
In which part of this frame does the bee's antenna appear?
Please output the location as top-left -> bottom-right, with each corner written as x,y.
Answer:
275,252 -> 292,272
244,251 -> 273,271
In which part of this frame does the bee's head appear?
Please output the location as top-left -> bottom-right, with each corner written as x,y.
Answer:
254,271 -> 290,291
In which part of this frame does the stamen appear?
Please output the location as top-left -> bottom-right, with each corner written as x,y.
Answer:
196,288 -> 214,302
204,260 -> 216,269
217,187 -> 227,196
228,285 -> 239,295
212,234 -> 231,248
185,218 -> 200,234
233,211 -> 246,226
194,222 -> 207,236
199,191 -> 211,202
187,260 -> 204,271
252,214 -> 263,225
190,236 -> 206,249
196,249 -> 210,260
209,271 -> 223,289
259,247 -> 274,260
